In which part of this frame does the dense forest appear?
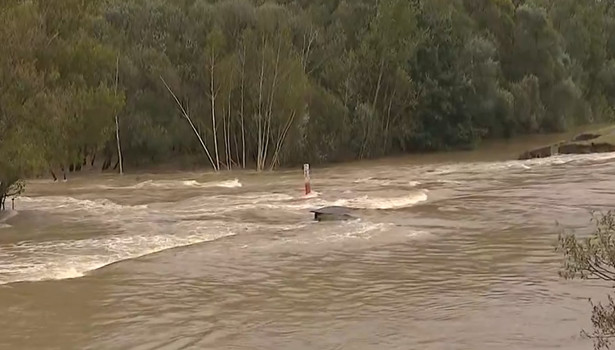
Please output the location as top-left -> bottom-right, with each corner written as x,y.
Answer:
1,0 -> 615,196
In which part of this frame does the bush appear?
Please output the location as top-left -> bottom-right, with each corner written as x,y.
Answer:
556,211 -> 615,349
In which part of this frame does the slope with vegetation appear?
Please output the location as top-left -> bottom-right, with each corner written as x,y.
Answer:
1,0 -> 615,197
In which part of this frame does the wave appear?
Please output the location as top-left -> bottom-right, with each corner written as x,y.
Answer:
171,192 -> 295,213
1,189 -> 312,285
135,178 -> 242,189
430,152 -> 615,177
277,220 -> 434,251
333,190 -> 429,210
353,177 -> 421,188
185,190 -> 430,214
213,190 -> 428,213
302,191 -> 321,199
17,196 -> 147,213
17,186 -> 428,222
91,178 -> 243,190
318,221 -> 395,242
0,221 -> 241,285
218,179 -> 243,188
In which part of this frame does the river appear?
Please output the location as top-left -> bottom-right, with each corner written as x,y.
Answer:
0,137 -> 613,349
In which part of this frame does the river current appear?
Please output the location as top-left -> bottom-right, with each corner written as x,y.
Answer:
1,138 -> 614,349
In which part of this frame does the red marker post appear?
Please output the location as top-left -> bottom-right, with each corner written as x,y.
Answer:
303,163 -> 311,196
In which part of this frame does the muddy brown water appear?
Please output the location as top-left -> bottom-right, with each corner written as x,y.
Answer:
1,136 -> 614,349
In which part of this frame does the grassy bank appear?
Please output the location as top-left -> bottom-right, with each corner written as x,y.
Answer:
519,124 -> 615,160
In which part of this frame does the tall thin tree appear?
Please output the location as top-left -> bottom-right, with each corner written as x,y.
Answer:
114,54 -> 124,175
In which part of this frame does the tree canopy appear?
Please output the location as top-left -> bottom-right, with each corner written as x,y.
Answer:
1,0 -> 614,189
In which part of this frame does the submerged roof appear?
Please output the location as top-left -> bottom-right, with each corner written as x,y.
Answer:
309,206 -> 353,214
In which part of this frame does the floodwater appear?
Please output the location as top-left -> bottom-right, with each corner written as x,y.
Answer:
1,137 -> 614,349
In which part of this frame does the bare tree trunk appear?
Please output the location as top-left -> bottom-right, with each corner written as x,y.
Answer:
224,109 -> 229,170
222,104 -> 231,171
360,57 -> 386,159
301,28 -> 317,71
263,36 -> 282,170
223,61 -> 234,171
233,132 -> 241,169
270,110 -> 296,171
239,39 -> 247,169
373,56 -> 386,110
226,94 -> 232,170
256,37 -> 266,171
114,54 -> 124,175
160,76 -> 218,171
115,115 -> 123,174
210,51 -> 220,171
383,88 -> 396,152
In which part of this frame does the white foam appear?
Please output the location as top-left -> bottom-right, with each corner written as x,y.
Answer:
17,196 -> 147,213
302,191 -> 321,199
142,178 -> 242,189
334,190 -> 429,210
169,192 -> 298,216
407,230 -> 433,238
304,220 -> 434,248
320,221 -> 393,242
93,178 -> 243,190
182,190 -> 430,214
0,222 -> 239,285
2,181 -> 430,284
217,191 -> 428,213
429,152 -> 615,177
216,179 -> 243,188
353,177 -> 421,188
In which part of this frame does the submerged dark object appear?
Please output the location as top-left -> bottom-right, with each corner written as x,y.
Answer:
310,206 -> 357,222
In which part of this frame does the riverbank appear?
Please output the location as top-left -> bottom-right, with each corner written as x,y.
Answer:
518,125 -> 615,160
23,123 -> 615,186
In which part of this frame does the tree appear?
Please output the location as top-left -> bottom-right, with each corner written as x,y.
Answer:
556,211 -> 615,350
2,0 -> 615,175
0,1 -> 53,198
205,24 -> 226,171
351,0 -> 421,158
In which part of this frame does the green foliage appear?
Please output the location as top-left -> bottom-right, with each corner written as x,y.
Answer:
557,211 -> 615,350
0,0 -> 124,185
2,0 -> 615,177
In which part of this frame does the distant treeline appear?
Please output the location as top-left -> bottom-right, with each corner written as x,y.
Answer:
1,0 -> 615,183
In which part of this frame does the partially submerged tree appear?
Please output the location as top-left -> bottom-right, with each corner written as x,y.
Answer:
0,180 -> 25,211
556,211 -> 615,349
